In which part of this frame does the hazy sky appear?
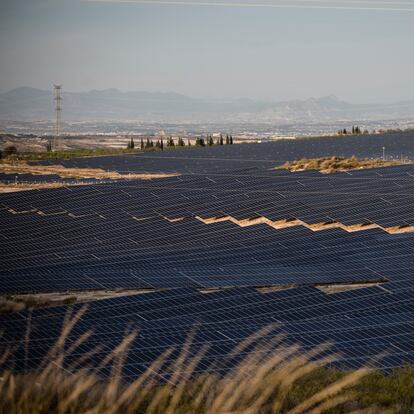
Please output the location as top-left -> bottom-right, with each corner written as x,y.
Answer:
0,0 -> 413,103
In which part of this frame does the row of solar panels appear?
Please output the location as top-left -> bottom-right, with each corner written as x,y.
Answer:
1,164 -> 414,290
2,280 -> 414,377
33,131 -> 414,174
1,208 -> 412,293
2,135 -> 414,376
2,165 -> 414,230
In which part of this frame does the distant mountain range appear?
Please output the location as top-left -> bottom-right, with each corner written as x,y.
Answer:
1,87 -> 413,123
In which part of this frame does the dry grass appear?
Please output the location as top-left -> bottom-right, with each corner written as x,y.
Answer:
195,214 -> 414,235
0,297 -> 26,313
0,307 -> 389,414
0,162 -> 178,180
0,181 -> 96,193
0,289 -> 160,313
277,156 -> 408,173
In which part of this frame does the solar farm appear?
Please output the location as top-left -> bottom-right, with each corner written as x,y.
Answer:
3,132 -> 414,380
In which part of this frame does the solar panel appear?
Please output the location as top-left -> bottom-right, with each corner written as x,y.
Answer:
3,133 -> 414,378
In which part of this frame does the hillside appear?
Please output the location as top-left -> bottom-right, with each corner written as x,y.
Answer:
1,87 -> 414,122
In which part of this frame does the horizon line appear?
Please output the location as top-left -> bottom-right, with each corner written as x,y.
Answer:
85,0 -> 414,13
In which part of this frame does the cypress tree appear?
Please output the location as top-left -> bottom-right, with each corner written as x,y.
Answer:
141,138 -> 144,150
230,135 -> 233,144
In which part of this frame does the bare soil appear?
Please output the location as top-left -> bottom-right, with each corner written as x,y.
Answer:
316,282 -> 385,294
0,162 -> 179,180
196,214 -> 414,235
0,182 -> 95,193
0,288 -> 163,313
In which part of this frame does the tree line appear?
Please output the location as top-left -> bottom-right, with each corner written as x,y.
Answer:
127,134 -> 234,150
337,126 -> 369,135
0,145 -> 17,159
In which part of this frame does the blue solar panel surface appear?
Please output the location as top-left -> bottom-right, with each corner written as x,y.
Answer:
2,134 -> 414,377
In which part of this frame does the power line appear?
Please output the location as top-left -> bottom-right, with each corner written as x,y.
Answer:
86,0 -> 414,13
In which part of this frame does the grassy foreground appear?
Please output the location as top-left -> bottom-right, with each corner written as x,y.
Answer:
1,307 -> 413,413
278,156 -> 408,173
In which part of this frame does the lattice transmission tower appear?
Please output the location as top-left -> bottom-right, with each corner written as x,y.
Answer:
53,84 -> 62,150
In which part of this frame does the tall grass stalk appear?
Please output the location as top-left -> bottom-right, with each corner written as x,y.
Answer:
0,307 -> 379,413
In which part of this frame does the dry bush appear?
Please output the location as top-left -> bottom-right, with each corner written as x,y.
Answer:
0,295 -> 78,313
0,307 -> 384,414
0,297 -> 25,313
278,156 -> 405,173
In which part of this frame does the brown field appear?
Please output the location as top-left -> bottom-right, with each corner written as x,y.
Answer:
0,162 -> 179,192
0,162 -> 179,180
